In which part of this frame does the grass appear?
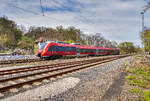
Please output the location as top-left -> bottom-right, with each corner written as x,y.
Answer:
125,75 -> 136,80
143,91 -> 150,101
128,88 -> 141,94
128,89 -> 150,101
126,66 -> 150,88
125,57 -> 150,100
125,61 -> 129,66
136,55 -> 143,59
129,79 -> 148,88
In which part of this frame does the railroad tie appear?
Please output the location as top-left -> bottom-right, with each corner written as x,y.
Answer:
0,93 -> 4,97
22,84 -> 31,89
9,88 -> 18,93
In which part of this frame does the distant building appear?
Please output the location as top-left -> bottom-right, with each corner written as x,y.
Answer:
35,37 -> 47,43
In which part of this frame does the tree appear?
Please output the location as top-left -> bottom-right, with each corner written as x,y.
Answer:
84,33 -> 117,48
0,17 -> 22,49
118,42 -> 136,54
0,34 -> 11,48
25,26 -> 86,44
18,36 -> 34,50
65,40 -> 75,44
141,29 -> 150,52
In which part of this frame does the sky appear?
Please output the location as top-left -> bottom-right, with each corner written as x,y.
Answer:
0,0 -> 150,46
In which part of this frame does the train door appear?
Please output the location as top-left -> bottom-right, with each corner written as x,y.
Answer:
76,48 -> 80,57
51,46 -> 54,56
96,49 -> 99,56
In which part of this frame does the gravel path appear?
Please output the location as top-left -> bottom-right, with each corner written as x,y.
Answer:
101,72 -> 127,100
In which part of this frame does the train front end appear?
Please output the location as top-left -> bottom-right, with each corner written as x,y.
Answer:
37,42 -> 49,58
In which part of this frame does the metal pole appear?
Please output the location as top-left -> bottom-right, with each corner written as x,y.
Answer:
141,12 -> 144,32
142,13 -> 144,32
40,0 -> 44,16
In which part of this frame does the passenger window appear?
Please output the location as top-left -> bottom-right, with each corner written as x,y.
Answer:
58,46 -> 62,51
70,47 -> 73,51
73,47 -> 76,51
61,46 -> 65,52
65,47 -> 69,52
48,46 -> 54,51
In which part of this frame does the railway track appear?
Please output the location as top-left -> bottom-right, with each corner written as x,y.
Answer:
0,55 -> 122,65
0,55 -> 130,96
0,58 -> 44,65
0,55 -> 103,65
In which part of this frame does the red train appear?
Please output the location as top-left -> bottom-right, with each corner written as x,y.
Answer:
37,41 -> 120,59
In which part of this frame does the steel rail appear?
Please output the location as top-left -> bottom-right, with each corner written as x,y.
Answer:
0,58 -> 118,92
0,58 -> 117,82
0,56 -> 120,76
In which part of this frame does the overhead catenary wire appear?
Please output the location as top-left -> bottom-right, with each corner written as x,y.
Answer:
6,2 -> 65,23
40,0 -> 45,16
143,1 -> 150,13
6,1 -> 97,27
5,1 -> 103,34
44,0 -> 48,12
51,0 -> 108,32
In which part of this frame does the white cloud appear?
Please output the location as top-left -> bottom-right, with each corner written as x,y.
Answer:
0,0 -> 149,46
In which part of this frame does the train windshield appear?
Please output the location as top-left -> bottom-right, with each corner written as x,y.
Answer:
39,43 -> 48,49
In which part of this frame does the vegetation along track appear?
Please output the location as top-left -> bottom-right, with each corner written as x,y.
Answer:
0,55 -> 131,93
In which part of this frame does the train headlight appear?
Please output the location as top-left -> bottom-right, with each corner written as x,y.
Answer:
42,49 -> 46,56
43,49 -> 46,54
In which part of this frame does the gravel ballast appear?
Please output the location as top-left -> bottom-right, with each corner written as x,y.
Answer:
0,77 -> 80,101
48,56 -> 135,101
0,55 -> 37,61
0,56 -> 135,101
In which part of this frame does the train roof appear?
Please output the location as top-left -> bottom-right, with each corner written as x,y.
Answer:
47,42 -> 118,50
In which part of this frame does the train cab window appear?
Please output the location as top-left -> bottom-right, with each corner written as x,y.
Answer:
39,43 -> 48,49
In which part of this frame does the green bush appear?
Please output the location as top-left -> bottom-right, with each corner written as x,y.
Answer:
143,91 -> 150,101
132,88 -> 141,93
125,75 -> 136,80
129,78 -> 148,88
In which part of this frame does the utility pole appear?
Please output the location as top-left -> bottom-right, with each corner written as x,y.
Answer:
141,2 -> 150,32
141,11 -> 145,32
141,1 -> 150,54
40,0 -> 44,16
